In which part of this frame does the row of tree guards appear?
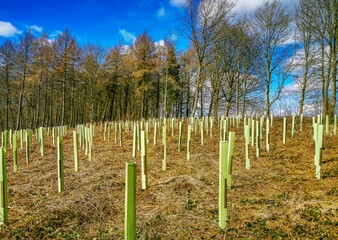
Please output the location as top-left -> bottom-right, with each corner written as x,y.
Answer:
0,114 -> 336,230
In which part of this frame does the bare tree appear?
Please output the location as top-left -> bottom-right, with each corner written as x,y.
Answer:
295,0 -> 318,116
16,30 -> 35,130
0,40 -> 15,130
82,43 -> 106,122
299,0 -> 337,116
251,0 -> 294,116
176,0 -> 234,117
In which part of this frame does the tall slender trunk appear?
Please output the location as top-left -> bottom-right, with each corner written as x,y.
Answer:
62,76 -> 66,126
214,90 -> 219,120
200,80 -> 204,118
141,89 -> 145,119
16,67 -> 27,130
225,100 -> 231,117
108,86 -> 115,121
163,69 -> 168,118
190,66 -> 201,118
124,82 -> 129,120
5,68 -> 9,130
82,86 -> 86,123
265,82 -> 270,116
241,74 -> 247,117
91,78 -> 94,122
186,75 -> 190,118
328,32 -> 337,117
42,77 -> 48,126
156,75 -> 160,118
320,39 -> 327,114
299,62 -> 308,116
235,81 -> 239,116
36,74 -> 42,128
102,98 -> 109,122
208,91 -> 214,117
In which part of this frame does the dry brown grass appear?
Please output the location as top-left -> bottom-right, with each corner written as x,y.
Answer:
0,117 -> 337,239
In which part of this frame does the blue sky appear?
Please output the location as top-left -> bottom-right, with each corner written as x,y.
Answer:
0,0 -> 190,50
0,0 -> 294,50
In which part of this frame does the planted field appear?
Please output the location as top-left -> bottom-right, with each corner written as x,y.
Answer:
0,117 -> 337,239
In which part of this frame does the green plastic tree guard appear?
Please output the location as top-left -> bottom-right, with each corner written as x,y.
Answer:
256,120 -> 260,157
40,127 -> 45,156
163,126 -> 167,171
13,133 -> 18,172
201,121 -> 204,146
124,161 -> 136,240
141,131 -> 148,190
266,117 -> 270,152
0,147 -> 8,225
283,117 -> 287,144
26,132 -> 30,164
245,125 -> 250,169
251,119 -> 255,147
57,137 -> 64,192
227,132 -> 235,189
132,124 -> 137,158
187,125 -> 191,161
219,141 -> 228,229
334,115 -> 337,135
73,131 -> 79,172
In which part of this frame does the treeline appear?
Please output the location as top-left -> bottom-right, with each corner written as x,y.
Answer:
0,0 -> 336,131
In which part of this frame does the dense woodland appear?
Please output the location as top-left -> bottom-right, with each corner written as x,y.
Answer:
0,0 -> 337,131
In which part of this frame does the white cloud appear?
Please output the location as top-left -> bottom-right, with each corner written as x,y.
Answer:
170,0 -> 187,7
27,25 -> 43,33
281,81 -> 301,95
0,21 -> 22,37
155,39 -> 165,47
233,0 -> 264,13
234,0 -> 293,14
120,44 -> 131,55
50,30 -> 62,38
157,7 -> 166,17
119,29 -> 136,43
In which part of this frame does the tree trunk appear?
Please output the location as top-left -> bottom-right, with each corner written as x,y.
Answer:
186,75 -> 190,118
200,80 -> 204,118
208,91 -> 214,117
328,33 -> 337,117
225,100 -> 231,117
141,89 -> 145,119
16,72 -> 26,130
214,90 -> 219,120
62,75 -> 66,126
42,77 -> 48,126
241,74 -> 247,117
5,68 -> 9,130
235,81 -> 239,116
49,78 -> 54,127
108,85 -> 115,121
156,75 -> 160,118
124,83 -> 129,120
190,66 -> 201,118
265,83 -> 270,116
36,75 -> 42,128
299,66 -> 308,116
